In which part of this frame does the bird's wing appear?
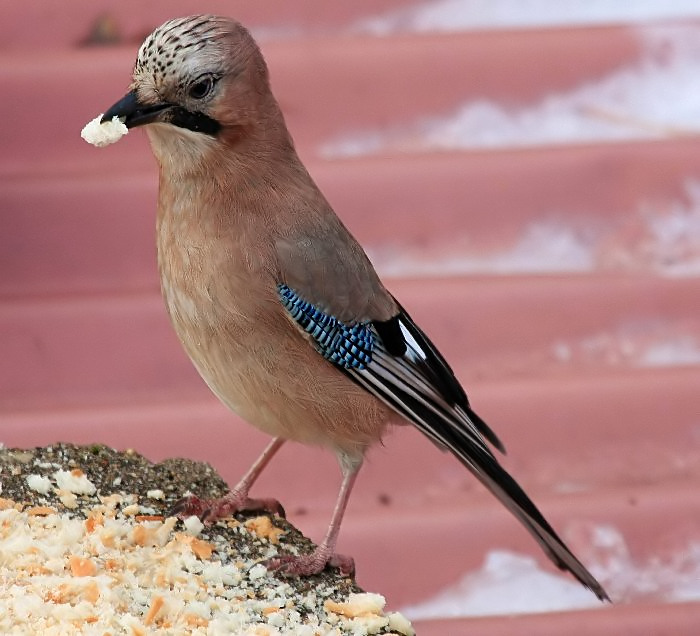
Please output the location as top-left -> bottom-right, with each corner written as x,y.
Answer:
275,207 -> 500,450
276,282 -> 609,601
275,213 -> 397,324
277,281 -> 503,455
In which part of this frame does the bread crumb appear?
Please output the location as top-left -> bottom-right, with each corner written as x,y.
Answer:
183,613 -> 209,627
245,515 -> 285,544
69,555 -> 97,577
248,563 -> 268,581
0,442 -> 415,635
325,592 -> 386,618
143,595 -> 165,626
349,614 -> 389,632
53,469 -> 96,495
131,517 -> 176,548
100,493 -> 123,508
83,581 -> 100,605
58,490 -> 79,509
0,497 -> 20,511
26,505 -> 56,516
81,114 -> 128,147
25,474 -> 52,494
134,514 -> 164,522
85,511 -> 103,533
388,611 -> 416,636
183,514 -> 204,537
177,533 -> 215,560
0,498 -> 415,634
122,503 -> 140,516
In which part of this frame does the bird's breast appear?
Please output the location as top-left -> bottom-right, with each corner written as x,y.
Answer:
157,206 -> 271,338
156,204 -> 282,411
154,207 -> 389,452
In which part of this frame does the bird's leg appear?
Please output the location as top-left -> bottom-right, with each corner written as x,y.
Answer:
170,437 -> 286,522
265,457 -> 360,577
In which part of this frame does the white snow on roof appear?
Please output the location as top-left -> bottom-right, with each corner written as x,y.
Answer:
359,0 -> 700,35
370,180 -> 700,278
325,25 -> 700,156
402,524 -> 700,620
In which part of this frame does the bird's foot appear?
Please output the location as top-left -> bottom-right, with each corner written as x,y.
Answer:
169,491 -> 285,523
265,546 -> 355,577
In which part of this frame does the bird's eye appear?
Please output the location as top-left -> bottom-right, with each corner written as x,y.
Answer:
188,74 -> 217,100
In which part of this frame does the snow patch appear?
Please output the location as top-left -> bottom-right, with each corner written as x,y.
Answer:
402,524 -> 700,620
638,338 -> 700,367
369,180 -> 700,277
551,321 -> 700,369
324,25 -> 700,156
402,551 -> 600,619
359,0 -> 700,35
370,221 -> 595,277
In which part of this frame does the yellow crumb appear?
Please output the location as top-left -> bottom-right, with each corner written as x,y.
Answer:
244,515 -> 285,544
69,555 -> 97,577
143,595 -> 165,626
26,506 -> 56,516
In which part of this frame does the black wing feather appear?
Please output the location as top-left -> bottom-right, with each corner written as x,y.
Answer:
278,283 -> 608,601
389,299 -> 505,452
347,308 -> 609,602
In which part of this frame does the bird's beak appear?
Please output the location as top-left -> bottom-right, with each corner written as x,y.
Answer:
101,90 -> 221,135
101,90 -> 171,129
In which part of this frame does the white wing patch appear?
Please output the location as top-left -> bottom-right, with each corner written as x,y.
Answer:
399,320 -> 427,360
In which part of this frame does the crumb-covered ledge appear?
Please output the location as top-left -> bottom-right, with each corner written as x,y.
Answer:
0,443 -> 414,635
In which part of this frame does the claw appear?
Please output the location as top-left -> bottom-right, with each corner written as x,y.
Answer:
168,494 -> 205,519
246,496 -> 286,518
328,553 -> 355,576
168,492 -> 285,524
264,549 -> 354,577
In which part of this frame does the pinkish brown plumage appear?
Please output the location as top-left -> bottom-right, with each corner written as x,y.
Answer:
98,15 -> 608,598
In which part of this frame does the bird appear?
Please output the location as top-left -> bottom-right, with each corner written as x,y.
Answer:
99,14 -> 608,600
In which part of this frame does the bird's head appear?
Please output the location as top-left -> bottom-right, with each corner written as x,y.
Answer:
102,15 -> 283,164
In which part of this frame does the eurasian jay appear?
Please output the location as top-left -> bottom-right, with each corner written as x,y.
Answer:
99,14 -> 608,600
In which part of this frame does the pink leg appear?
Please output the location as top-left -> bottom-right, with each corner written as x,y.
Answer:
266,459 -> 361,577
171,437 -> 286,522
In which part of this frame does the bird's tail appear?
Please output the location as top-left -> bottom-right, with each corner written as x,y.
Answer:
447,410 -> 610,602
343,306 -> 609,600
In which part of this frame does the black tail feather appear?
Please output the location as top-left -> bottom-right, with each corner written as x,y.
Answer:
346,306 -> 609,601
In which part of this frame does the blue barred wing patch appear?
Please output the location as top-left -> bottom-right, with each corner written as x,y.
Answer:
277,284 -> 374,370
